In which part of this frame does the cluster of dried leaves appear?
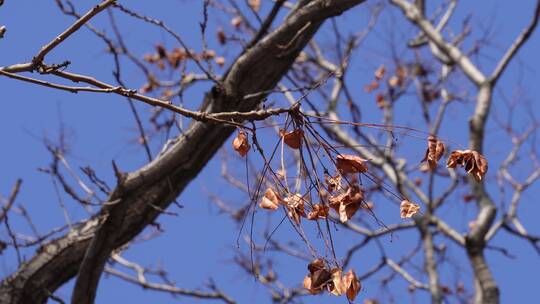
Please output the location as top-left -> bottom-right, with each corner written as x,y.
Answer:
420,136 -> 488,181
233,129 -> 424,223
364,65 -> 408,108
258,189 -> 307,225
303,259 -> 361,301
141,44 -> 225,93
257,154 -> 373,226
231,128 -> 489,300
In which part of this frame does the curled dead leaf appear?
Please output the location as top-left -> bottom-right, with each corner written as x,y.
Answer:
216,28 -> 227,45
201,49 -> 216,60
396,65 -> 408,81
400,199 -> 420,218
329,183 -> 364,222
143,53 -> 160,64
421,135 -> 445,170
324,174 -> 342,192
441,285 -> 452,295
167,48 -> 187,68
303,276 -> 322,295
336,154 -> 368,174
328,268 -> 344,296
155,44 -> 167,59
247,0 -> 261,11
388,66 -> 407,88
375,65 -> 386,80
388,75 -> 400,88
232,131 -> 250,157
342,269 -> 361,301
215,56 -> 225,67
284,193 -> 306,224
259,188 -> 283,210
327,268 -> 361,300
307,258 -> 325,273
303,260 -> 361,300
364,80 -> 379,93
446,150 -> 488,182
375,93 -> 386,109
307,204 -> 329,220
231,16 -> 242,29
280,129 -> 303,149
304,259 -> 331,294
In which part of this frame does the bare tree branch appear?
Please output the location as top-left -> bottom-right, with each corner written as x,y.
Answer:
490,0 -> 540,85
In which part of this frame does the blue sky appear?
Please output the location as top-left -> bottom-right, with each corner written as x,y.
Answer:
1,1 -> 539,303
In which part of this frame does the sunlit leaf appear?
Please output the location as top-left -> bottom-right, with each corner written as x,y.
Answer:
232,131 -> 250,157
400,199 -> 420,218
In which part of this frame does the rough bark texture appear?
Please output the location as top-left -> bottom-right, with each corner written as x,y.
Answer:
0,1 -> 366,303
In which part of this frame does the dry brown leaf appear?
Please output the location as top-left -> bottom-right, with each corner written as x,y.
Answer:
304,259 -> 331,294
328,184 -> 364,222
463,194 -> 475,202
304,260 -> 361,300
247,0 -> 261,11
232,131 -> 250,157
324,174 -> 342,192
155,44 -> 167,59
143,53 -> 160,64
259,188 -> 282,210
231,16 -> 242,29
342,269 -> 361,301
202,50 -> 216,60
329,268 -> 345,296
388,75 -> 400,88
336,154 -> 368,174
339,200 -> 360,223
167,48 -> 187,68
396,66 -> 408,81
284,193 -> 306,224
421,135 -> 445,170
280,129 -> 303,149
447,150 -> 488,182
441,285 -> 452,295
374,65 -> 386,80
400,199 -> 420,218
375,93 -> 386,109
215,56 -> 225,67
364,80 -> 379,93
457,282 -> 465,295
303,276 -> 322,295
307,204 -> 329,220
327,269 -> 361,300
388,67 -> 407,88
307,258 -> 325,273
216,28 -> 227,45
